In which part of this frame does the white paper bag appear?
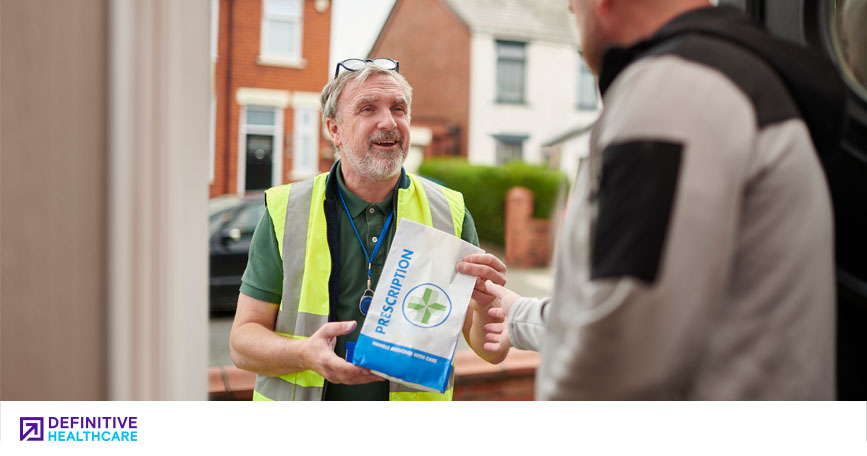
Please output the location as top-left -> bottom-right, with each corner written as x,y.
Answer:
351,219 -> 483,392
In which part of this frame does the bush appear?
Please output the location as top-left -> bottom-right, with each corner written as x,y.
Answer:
417,159 -> 568,246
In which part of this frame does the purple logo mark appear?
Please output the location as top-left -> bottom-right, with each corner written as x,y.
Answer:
20,417 -> 44,441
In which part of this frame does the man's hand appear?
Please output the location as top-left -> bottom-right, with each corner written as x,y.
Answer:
482,280 -> 523,352
303,321 -> 384,385
457,253 -> 509,363
456,253 -> 507,306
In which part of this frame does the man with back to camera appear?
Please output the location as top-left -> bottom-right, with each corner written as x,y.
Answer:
229,58 -> 511,401
482,0 -> 846,399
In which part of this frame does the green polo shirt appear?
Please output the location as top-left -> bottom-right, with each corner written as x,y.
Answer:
240,163 -> 479,401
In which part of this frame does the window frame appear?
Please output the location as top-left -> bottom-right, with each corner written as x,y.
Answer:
493,134 -> 528,165
495,40 -> 527,104
258,0 -> 304,67
292,105 -> 319,179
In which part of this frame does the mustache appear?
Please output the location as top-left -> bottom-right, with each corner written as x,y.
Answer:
368,130 -> 403,144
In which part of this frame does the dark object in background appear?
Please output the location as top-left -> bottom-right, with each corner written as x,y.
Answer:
720,0 -> 867,400
209,194 -> 265,314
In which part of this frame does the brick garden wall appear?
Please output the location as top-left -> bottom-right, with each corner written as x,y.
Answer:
505,187 -> 553,268
209,350 -> 539,401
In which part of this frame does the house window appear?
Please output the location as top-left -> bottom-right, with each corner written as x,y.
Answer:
247,107 -> 276,126
260,0 -> 303,64
496,41 -> 526,103
577,53 -> 598,110
292,106 -> 319,178
494,135 -> 527,165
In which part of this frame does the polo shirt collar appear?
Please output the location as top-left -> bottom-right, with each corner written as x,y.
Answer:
333,160 -> 399,217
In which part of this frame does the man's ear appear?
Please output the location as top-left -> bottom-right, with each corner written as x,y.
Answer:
595,0 -> 611,17
325,117 -> 341,147
592,0 -> 615,32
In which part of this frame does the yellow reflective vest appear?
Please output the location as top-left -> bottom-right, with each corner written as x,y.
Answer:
253,167 -> 467,401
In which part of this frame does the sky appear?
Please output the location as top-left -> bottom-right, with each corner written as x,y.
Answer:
329,0 -> 397,72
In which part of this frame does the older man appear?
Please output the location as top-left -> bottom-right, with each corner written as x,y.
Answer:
484,0 -> 844,399
230,59 -> 508,401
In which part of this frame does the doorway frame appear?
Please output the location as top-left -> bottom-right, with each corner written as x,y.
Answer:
235,88 -> 289,194
108,0 -> 210,399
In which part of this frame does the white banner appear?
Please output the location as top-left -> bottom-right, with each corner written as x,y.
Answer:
1,401 -> 865,455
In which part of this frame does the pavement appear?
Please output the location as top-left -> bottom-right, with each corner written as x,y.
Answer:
479,241 -> 553,297
209,241 -> 554,367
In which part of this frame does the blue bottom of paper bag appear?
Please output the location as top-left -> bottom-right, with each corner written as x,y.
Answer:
352,334 -> 452,393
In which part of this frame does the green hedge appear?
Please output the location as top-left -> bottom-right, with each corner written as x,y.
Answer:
417,159 -> 568,246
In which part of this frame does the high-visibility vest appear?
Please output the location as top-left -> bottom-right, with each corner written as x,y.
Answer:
252,169 -> 467,401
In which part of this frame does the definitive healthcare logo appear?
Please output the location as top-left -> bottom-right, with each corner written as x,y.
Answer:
403,283 -> 452,328
19,415 -> 139,442
20,417 -> 43,441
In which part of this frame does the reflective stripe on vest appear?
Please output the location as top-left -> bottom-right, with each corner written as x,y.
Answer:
253,172 -> 465,401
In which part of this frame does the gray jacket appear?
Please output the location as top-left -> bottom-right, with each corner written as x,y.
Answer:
509,7 -> 838,400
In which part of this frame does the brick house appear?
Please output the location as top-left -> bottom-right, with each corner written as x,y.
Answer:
369,0 -> 600,168
211,0 -> 333,197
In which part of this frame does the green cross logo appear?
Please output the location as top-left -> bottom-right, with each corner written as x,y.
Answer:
407,287 -> 447,325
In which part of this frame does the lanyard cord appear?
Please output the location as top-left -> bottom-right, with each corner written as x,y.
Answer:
336,186 -> 395,280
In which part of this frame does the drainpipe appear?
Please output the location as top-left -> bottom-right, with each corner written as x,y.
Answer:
223,0 -> 234,194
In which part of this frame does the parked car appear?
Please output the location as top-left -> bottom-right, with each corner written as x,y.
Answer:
209,193 -> 265,313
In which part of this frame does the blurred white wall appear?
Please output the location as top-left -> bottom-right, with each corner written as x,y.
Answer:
108,0 -> 210,400
468,34 -> 600,165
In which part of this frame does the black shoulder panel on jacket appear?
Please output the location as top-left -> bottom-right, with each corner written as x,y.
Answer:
600,6 -> 846,156
644,34 -> 800,130
591,140 -> 683,284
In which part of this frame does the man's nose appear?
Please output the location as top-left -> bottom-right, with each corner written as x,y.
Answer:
376,110 -> 397,130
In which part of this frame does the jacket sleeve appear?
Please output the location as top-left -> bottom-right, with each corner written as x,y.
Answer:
507,297 -> 550,351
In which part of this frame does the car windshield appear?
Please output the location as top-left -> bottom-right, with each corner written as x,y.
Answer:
209,195 -> 243,215
209,210 -> 235,237
226,203 -> 266,239
208,195 -> 248,237
209,200 -> 266,238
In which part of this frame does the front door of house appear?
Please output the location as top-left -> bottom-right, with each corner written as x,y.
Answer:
245,134 -> 273,191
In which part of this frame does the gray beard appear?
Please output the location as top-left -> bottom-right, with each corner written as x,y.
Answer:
341,145 -> 407,181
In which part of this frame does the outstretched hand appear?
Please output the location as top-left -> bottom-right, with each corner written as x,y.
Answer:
304,321 -> 384,385
481,280 -> 523,352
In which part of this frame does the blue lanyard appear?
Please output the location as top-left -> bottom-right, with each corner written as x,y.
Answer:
336,185 -> 395,285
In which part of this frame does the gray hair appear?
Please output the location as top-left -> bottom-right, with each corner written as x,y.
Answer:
320,62 -> 413,124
